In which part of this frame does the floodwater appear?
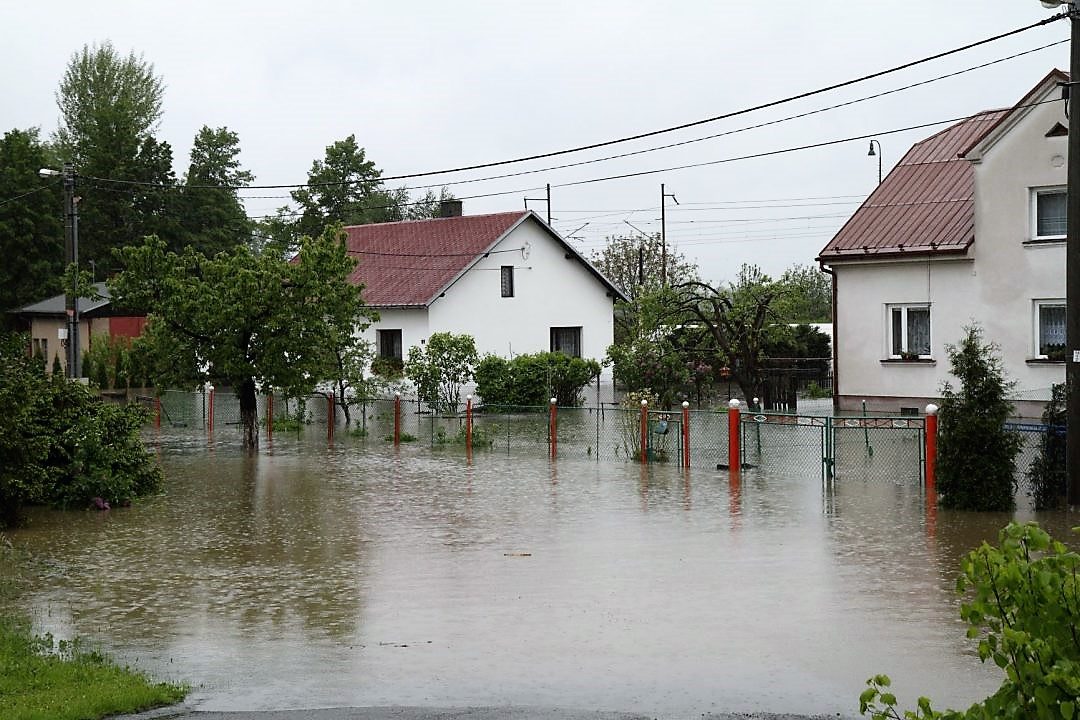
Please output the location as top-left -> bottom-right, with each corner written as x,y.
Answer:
6,430 -> 1079,718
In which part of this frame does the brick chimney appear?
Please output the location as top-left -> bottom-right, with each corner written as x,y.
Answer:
439,199 -> 463,218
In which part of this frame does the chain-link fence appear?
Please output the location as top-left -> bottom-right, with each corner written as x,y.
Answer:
1008,422 -> 1062,497
831,417 -> 924,484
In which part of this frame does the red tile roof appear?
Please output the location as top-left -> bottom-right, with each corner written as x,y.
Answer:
342,211 -> 529,306
817,110 -> 1007,263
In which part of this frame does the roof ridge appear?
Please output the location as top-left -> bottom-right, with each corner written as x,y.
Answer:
342,210 -> 528,231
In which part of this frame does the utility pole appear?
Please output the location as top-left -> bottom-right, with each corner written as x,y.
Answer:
524,183 -> 552,225
64,164 -> 80,379
661,184 -> 678,285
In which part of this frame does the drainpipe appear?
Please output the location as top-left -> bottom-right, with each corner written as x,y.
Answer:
820,262 -> 838,413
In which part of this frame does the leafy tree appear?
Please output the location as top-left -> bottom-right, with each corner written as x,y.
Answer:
474,352 -> 601,408
777,263 -> 831,323
177,126 -> 254,256
0,128 -> 63,315
109,227 -> 366,449
935,325 -> 1021,511
606,286 -> 692,408
589,232 -> 700,303
0,331 -> 161,528
52,42 -> 172,271
673,264 -> 788,402
1026,383 -> 1066,511
860,522 -> 1080,720
405,332 -> 478,414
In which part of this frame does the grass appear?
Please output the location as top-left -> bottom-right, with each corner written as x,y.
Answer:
0,536 -> 187,720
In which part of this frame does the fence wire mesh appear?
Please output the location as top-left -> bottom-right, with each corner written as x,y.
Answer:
1008,422 -> 1061,498
831,417 -> 924,484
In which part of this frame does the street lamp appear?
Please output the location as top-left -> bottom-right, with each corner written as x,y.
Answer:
867,139 -> 883,185
1036,0 -> 1080,505
38,164 -> 80,379
661,184 -> 679,285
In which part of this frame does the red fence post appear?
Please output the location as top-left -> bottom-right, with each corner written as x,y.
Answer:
682,400 -> 690,467
394,392 -> 401,446
925,403 -> 938,493
728,399 -> 741,472
466,395 -> 473,448
640,399 -> 649,465
549,398 -> 558,459
326,392 -> 335,444
154,397 -> 161,429
266,393 -> 273,441
208,385 -> 215,434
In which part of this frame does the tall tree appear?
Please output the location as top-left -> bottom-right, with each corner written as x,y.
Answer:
777,264 -> 831,323
178,126 -> 254,256
589,232 -> 700,302
110,227 -> 368,450
53,42 -> 170,271
0,128 -> 63,314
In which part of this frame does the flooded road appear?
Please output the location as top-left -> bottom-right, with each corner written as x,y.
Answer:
7,431 -> 1078,718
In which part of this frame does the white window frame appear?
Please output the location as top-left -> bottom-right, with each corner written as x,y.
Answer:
1033,298 -> 1066,360
1031,186 -> 1067,241
886,303 -> 932,359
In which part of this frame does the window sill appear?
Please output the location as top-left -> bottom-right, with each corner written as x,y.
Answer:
880,358 -> 936,365
1023,237 -> 1066,246
1026,358 -> 1065,365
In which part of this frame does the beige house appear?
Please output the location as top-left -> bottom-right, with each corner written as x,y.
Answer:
818,70 -> 1068,416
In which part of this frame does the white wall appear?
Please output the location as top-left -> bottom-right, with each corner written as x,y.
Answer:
834,88 -> 1066,414
360,217 -> 618,383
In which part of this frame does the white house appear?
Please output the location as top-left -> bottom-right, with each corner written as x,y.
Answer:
817,70 -> 1068,416
343,203 -> 627,382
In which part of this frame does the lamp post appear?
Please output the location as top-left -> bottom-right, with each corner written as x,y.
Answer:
1037,0 -> 1080,505
39,164 -> 80,379
661,183 -> 679,285
867,139 -> 883,185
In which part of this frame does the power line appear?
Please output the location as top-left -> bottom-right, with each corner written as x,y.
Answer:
80,19 -> 1065,193
0,186 -> 49,208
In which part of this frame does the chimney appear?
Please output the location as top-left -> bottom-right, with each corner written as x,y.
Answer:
439,199 -> 463,218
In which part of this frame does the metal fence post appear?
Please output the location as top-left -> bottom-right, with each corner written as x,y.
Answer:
466,394 -> 473,458
925,403 -> 938,492
208,385 -> 215,434
394,392 -> 401,446
549,398 -> 558,459
154,396 -> 161,429
682,400 -> 690,467
266,393 -> 273,441
640,399 -> 649,465
728,399 -> 741,472
326,392 -> 334,445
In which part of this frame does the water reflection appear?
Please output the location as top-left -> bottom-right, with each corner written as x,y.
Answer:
5,432 -> 1078,716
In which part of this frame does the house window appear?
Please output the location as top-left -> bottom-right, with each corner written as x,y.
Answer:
1034,299 -> 1066,360
377,329 -> 402,361
887,304 -> 931,358
550,326 -> 582,358
1033,187 -> 1067,240
501,266 -> 514,297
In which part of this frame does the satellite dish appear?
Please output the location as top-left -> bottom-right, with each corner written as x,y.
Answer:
521,242 -> 531,261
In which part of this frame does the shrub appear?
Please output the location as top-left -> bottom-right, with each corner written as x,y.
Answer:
475,351 -> 600,408
405,332 -> 478,414
1027,383 -> 1066,511
859,522 -> 1080,719
935,325 -> 1021,511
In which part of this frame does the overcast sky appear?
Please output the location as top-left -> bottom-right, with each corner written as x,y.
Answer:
2,1 -> 1070,284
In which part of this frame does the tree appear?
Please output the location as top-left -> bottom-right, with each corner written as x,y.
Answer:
589,232 -> 700,303
1027,383 -> 1066,510
859,522 -> 1080,720
404,332 -> 478,414
53,42 -> 171,271
109,226 -> 367,449
777,264 -> 831,323
176,126 -> 254,256
935,324 -> 1021,511
606,286 -> 693,408
673,265 -> 788,402
0,128 -> 63,315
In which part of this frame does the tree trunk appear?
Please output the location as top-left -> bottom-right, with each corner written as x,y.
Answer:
338,378 -> 351,425
239,377 -> 259,451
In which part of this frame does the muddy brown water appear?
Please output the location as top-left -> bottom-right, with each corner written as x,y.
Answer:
6,430 -> 1078,718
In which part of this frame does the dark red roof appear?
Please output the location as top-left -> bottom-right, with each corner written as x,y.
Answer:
342,211 -> 528,306
817,110 -> 1007,262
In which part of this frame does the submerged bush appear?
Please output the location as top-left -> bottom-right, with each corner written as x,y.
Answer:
475,351 -> 600,408
1027,383 -> 1066,511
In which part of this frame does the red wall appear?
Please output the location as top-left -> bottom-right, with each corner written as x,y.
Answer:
109,316 -> 146,339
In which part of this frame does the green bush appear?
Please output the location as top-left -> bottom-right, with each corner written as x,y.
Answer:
1027,383 -> 1066,511
935,325 -> 1021,511
0,332 -> 162,528
860,522 -> 1080,719
475,351 -> 600,408
405,332 -> 478,414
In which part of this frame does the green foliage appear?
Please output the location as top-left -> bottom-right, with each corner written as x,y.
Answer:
802,380 -> 832,399
109,226 -> 367,448
860,522 -> 1080,719
0,332 -> 162,528
588,232 -> 700,302
776,264 -> 832,323
51,353 -> 62,376
1027,383 -> 1067,511
433,423 -> 497,449
0,128 -> 63,315
176,125 -> 254,257
936,325 -> 1021,511
607,286 -> 693,408
475,351 -> 601,408
0,616 -> 186,720
385,431 -> 417,443
405,332 -> 478,415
